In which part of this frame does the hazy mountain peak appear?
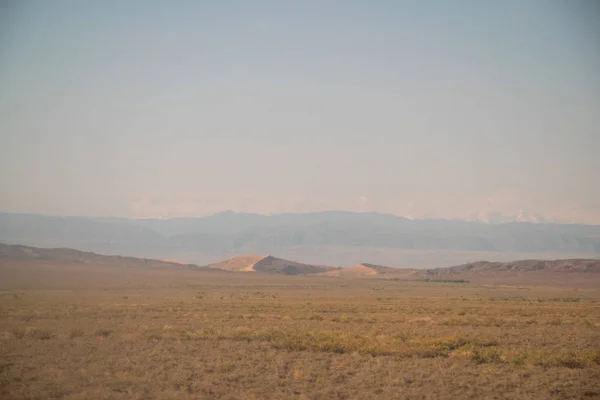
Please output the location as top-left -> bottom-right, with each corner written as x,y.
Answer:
466,210 -> 557,224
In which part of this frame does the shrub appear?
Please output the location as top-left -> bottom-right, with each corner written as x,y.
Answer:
12,328 -> 26,339
27,328 -> 54,340
69,328 -> 85,338
472,348 -> 502,364
562,297 -> 581,303
95,329 -> 111,338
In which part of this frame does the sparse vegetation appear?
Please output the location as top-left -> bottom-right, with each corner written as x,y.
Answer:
94,329 -> 112,338
25,328 -> 54,340
1,261 -> 599,399
69,328 -> 85,338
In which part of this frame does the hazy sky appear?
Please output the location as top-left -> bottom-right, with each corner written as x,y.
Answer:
1,1 -> 599,222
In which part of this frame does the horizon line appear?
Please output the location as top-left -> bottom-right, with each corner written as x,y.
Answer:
0,209 -> 595,226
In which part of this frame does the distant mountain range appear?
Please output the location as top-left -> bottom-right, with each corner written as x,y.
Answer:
465,210 -> 561,224
1,211 -> 599,267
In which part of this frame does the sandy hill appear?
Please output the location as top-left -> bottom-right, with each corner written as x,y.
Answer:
0,243 -> 207,270
205,255 -> 600,278
322,263 -> 418,278
205,254 -> 265,272
205,255 -> 340,275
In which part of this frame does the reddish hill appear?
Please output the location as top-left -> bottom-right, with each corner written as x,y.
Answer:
420,259 -> 600,277
330,259 -> 600,278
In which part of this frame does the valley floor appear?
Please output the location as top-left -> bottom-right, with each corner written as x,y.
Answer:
1,263 -> 599,399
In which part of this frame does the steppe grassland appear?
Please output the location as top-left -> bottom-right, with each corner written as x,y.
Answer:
0,264 -> 599,399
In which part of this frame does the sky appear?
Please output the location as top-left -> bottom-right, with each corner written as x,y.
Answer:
1,0 -> 599,223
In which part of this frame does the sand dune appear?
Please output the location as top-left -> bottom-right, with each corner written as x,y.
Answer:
205,254 -> 339,275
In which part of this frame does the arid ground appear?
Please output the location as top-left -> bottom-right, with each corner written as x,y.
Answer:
1,259 -> 600,399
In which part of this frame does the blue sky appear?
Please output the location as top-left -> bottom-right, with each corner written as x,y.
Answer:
1,1 -> 599,222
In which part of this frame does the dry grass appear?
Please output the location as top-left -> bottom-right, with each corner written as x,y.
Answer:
0,262 -> 599,399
